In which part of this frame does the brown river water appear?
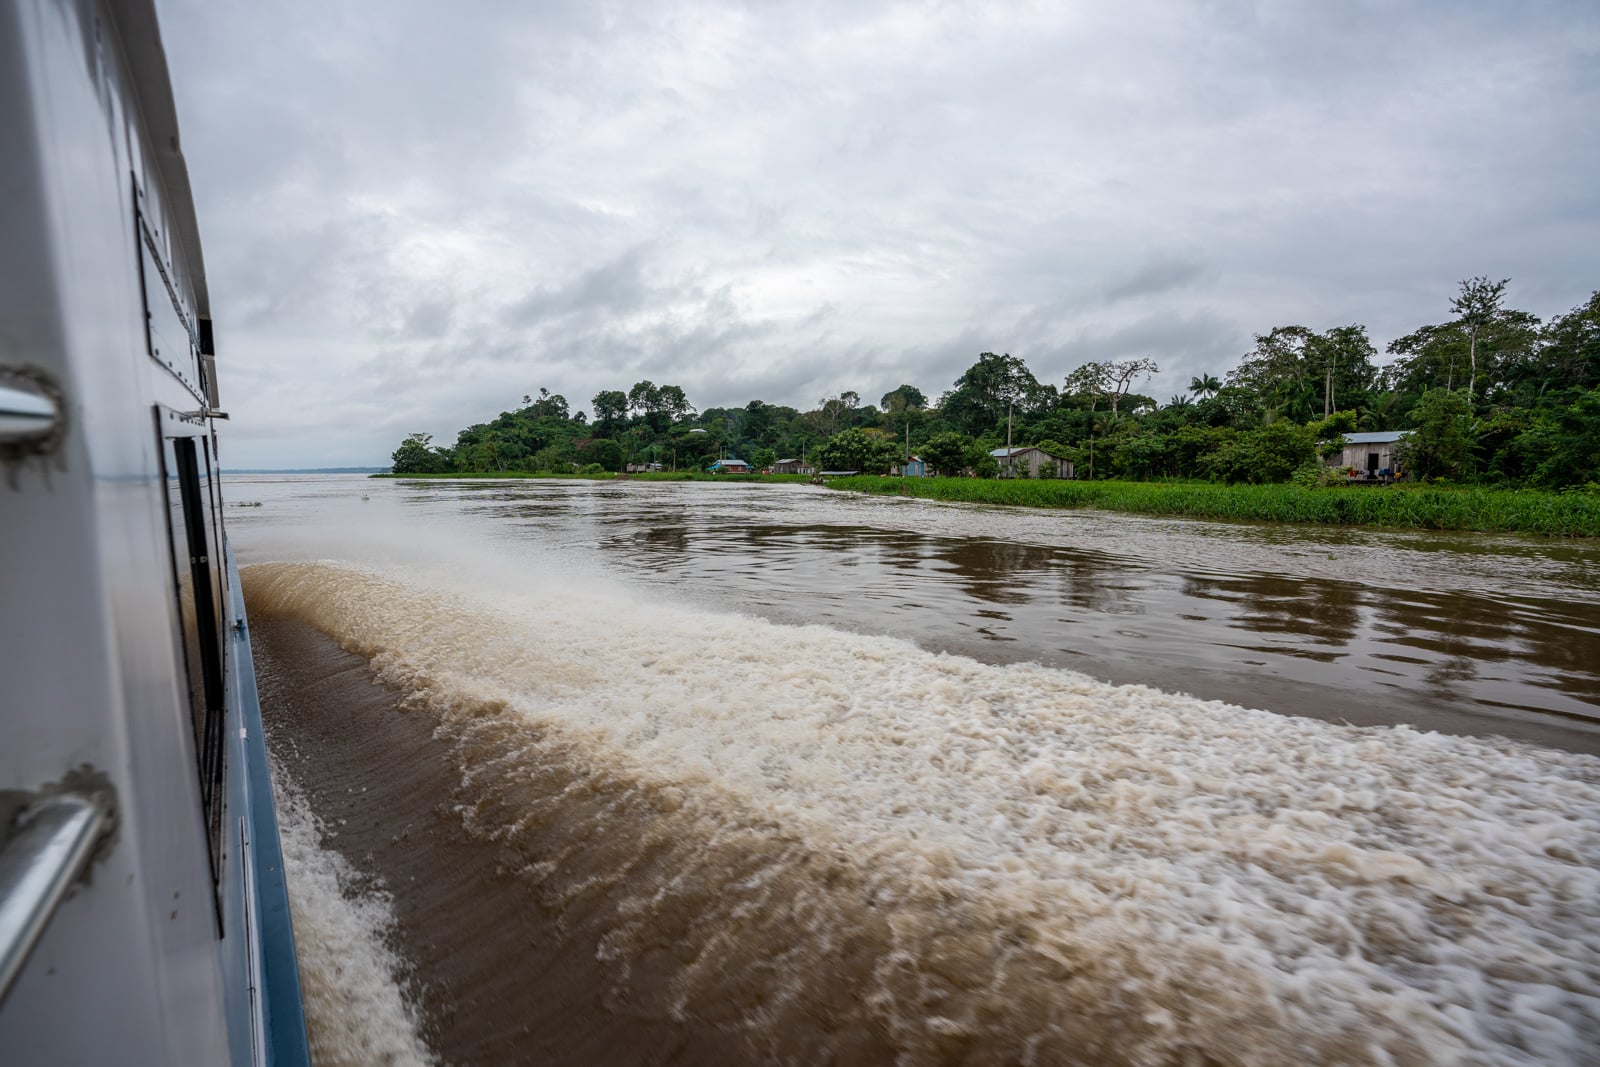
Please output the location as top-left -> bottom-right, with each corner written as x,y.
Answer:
228,475 -> 1600,1066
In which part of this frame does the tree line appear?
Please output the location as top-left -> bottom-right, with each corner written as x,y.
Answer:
392,280 -> 1599,489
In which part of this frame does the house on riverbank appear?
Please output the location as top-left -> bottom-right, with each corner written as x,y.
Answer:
709,458 -> 750,473
895,455 -> 928,477
772,458 -> 815,475
1326,431 -> 1406,481
990,446 -> 1073,479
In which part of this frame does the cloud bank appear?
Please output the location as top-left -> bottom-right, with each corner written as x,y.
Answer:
156,0 -> 1600,466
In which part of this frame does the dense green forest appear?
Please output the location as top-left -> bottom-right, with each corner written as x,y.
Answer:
391,280 -> 1600,490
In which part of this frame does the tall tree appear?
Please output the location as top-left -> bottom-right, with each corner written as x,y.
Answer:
880,384 -> 927,415
591,389 -> 629,436
1535,290 -> 1600,394
1063,362 -> 1111,411
1387,322 -> 1468,394
657,385 -> 695,423
522,387 -> 569,420
627,380 -> 662,419
1306,324 -> 1377,417
1231,326 -> 1313,412
1189,373 -> 1221,398
1100,357 -> 1160,414
940,353 -> 1052,435
1451,276 -> 1509,402
818,392 -> 858,433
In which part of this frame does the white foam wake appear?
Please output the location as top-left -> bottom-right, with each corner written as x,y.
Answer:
269,755 -> 437,1067
249,560 -> 1600,1066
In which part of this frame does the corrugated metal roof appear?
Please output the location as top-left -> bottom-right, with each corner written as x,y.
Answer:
1341,431 -> 1407,444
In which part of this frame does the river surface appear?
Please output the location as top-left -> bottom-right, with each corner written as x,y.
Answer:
228,475 -> 1600,1066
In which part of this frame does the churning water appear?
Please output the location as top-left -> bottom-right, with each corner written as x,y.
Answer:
232,476 -> 1600,1065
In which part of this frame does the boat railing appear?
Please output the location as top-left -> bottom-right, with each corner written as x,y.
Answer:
0,791 -> 114,1005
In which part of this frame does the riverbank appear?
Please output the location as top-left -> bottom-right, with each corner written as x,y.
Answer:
822,476 -> 1600,537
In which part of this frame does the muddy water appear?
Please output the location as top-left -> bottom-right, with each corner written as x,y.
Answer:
230,476 -> 1600,1065
232,476 -> 1600,749
253,615 -> 768,1066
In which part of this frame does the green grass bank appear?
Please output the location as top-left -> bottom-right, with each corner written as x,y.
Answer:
821,476 -> 1600,537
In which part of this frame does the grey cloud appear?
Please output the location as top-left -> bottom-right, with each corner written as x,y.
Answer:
399,300 -> 453,342
1104,260 -> 1208,304
153,0 -> 1600,468
503,245 -> 657,327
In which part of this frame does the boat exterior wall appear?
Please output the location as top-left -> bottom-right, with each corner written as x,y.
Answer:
0,1 -> 305,1062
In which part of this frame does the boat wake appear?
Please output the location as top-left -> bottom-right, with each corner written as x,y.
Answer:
269,757 -> 437,1067
246,560 -> 1600,1066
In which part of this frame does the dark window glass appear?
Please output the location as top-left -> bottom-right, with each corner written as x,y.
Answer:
161,433 -> 226,884
164,437 -> 207,725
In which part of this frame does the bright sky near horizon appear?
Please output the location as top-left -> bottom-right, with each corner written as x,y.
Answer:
155,0 -> 1600,469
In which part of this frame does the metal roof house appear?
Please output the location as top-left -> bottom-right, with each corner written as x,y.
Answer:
771,458 -> 815,475
990,446 -> 1073,479
1325,431 -> 1407,480
708,457 -> 750,473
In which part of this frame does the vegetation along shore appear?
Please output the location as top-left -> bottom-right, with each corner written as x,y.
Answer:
384,277 -> 1599,535
823,477 -> 1600,538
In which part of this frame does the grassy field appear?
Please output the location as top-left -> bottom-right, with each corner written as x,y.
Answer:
820,476 -> 1600,537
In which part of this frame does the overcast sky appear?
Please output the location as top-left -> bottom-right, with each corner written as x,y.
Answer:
155,0 -> 1600,468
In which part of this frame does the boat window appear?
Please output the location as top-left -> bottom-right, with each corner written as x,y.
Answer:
162,432 -> 227,886
138,210 -> 202,401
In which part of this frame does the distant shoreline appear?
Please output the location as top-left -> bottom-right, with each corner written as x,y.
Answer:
371,470 -> 814,484
227,467 -> 389,475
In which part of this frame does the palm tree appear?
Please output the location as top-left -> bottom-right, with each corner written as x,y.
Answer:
1359,391 -> 1402,431
1168,394 -> 1193,410
1190,373 -> 1221,399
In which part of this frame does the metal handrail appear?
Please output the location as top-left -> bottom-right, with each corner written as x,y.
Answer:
0,792 -> 113,1004
0,381 -> 57,441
